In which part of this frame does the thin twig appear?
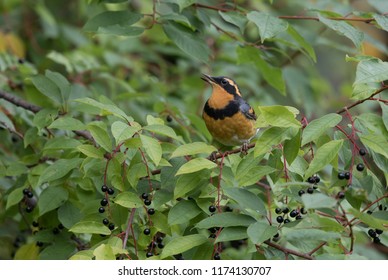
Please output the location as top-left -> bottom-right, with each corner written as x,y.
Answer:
263,241 -> 314,260
123,208 -> 137,257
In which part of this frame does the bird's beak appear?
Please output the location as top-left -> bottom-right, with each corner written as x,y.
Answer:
201,74 -> 215,84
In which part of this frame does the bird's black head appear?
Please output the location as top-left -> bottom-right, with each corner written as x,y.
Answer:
201,74 -> 241,96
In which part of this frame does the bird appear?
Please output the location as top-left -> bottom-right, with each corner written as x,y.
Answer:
201,74 -> 258,153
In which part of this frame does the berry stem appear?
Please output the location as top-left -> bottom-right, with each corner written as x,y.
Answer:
138,147 -> 153,192
122,208 -> 138,257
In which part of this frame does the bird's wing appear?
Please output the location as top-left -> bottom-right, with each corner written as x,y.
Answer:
239,100 -> 257,121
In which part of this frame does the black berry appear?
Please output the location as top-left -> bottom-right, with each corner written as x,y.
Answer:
108,223 -> 115,230
25,206 -> 33,213
174,254 -> 184,260
307,187 -> 314,194
143,228 -> 151,235
101,185 -> 108,192
295,215 -> 303,220
166,115 -> 173,122
32,221 -> 39,227
314,175 -> 320,183
23,188 -> 29,195
156,236 -> 163,243
276,216 -> 284,223
368,229 -> 377,238
146,252 -> 153,258
141,193 -> 149,199
209,228 -> 216,233
344,172 -> 351,180
282,208 -> 290,214
100,198 -> 108,206
359,148 -> 366,156
102,218 -> 109,225
158,243 -> 164,249
338,172 -> 346,180
26,191 -> 34,198
307,177 -> 315,184
290,210 -> 298,218
53,228 -> 60,234
356,163 -> 365,172
373,237 -> 380,243
367,210 -> 373,215
107,188 -> 115,195
301,208 -> 307,215
275,208 -> 282,214
224,206 -> 233,212
144,199 -> 151,206
209,233 -> 216,238
273,233 -> 280,238
36,241 -> 43,247
214,253 -> 221,260
147,208 -> 155,215
284,218 -> 290,224
98,207 -> 105,213
376,229 -> 383,235
209,205 -> 216,213
338,192 -> 345,199
58,223 -> 64,230
298,190 -> 305,196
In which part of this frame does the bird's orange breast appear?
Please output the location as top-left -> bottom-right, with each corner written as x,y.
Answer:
202,111 -> 256,146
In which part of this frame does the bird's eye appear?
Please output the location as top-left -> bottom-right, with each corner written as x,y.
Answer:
220,79 -> 228,86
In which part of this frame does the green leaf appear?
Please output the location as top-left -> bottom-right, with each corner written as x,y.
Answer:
302,113 -> 342,146
140,135 -> 162,166
38,186 -> 69,216
58,202 -> 83,228
175,158 -> 217,176
247,221 -> 278,244
69,221 -> 111,235
174,171 -> 209,198
359,134 -> 388,158
318,14 -> 364,49
254,127 -> 298,157
160,234 -> 207,259
6,187 -> 24,210
114,192 -> 143,208
84,11 -> 143,36
304,140 -> 343,179
38,158 -> 83,185
143,124 -> 182,142
224,188 -> 266,214
284,228 -> 340,241
163,22 -> 210,62
14,243 -> 39,260
287,25 -> 316,62
44,138 -> 81,151
368,0 -> 388,13
48,117 -> 86,131
216,227 -> 248,243
171,142 -> 217,158
381,103 -> 388,131
283,129 -> 301,165
45,70 -> 71,103
237,46 -> 285,95
77,144 -> 105,158
93,244 -> 115,260
258,105 -> 301,128
88,124 -> 112,152
247,11 -> 288,43
352,83 -> 380,100
30,74 -> 61,104
111,121 -> 139,145
196,212 -> 256,229
302,193 -> 337,210
236,165 -> 276,187
75,97 -> 132,122
219,11 -> 247,33
168,200 -> 202,225
373,14 -> 388,31
354,59 -> 388,84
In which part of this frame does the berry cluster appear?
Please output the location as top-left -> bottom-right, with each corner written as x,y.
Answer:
275,207 -> 303,225
145,233 -> 165,258
338,149 -> 366,181
299,174 -> 320,196
22,188 -> 35,213
99,185 -> 115,230
368,228 -> 384,244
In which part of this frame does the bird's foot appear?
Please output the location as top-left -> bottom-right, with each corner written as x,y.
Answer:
240,142 -> 249,156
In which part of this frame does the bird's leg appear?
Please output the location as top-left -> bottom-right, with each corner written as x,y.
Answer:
209,151 -> 218,162
240,141 -> 249,156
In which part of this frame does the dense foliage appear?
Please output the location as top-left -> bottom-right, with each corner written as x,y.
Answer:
0,0 -> 387,260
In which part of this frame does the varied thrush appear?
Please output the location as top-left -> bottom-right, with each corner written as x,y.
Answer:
201,74 -> 258,152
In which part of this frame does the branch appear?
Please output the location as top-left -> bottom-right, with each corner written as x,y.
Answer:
0,89 -> 95,143
278,15 -> 375,23
263,241 -> 314,260
336,85 -> 388,114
